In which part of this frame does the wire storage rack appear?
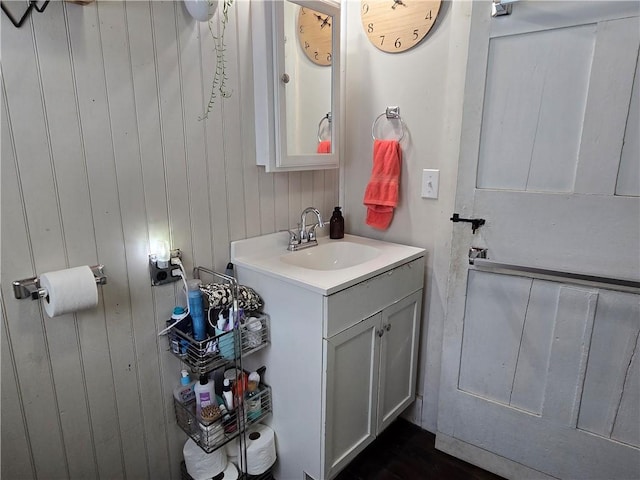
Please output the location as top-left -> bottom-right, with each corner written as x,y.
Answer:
171,266 -> 273,477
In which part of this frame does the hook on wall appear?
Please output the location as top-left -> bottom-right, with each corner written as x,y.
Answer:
1,0 -> 50,28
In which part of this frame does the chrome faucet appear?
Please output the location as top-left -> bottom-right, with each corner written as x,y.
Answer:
287,207 -> 324,251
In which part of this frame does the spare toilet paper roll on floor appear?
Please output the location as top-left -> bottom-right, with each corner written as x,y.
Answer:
39,266 -> 98,318
241,423 -> 277,475
220,462 -> 238,480
183,438 -> 228,480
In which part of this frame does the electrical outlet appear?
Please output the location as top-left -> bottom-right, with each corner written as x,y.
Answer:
421,169 -> 439,199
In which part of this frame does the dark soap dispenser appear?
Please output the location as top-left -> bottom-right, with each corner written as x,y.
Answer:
329,206 -> 345,239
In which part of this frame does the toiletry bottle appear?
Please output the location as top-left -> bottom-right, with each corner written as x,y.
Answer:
217,397 -> 237,433
168,306 -> 192,356
329,206 -> 344,239
194,375 -> 215,419
245,371 -> 262,421
188,280 -> 206,341
222,378 -> 234,411
166,308 -> 182,355
173,369 -> 196,404
174,370 -> 197,430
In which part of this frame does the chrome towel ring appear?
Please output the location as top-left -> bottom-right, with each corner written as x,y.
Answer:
371,106 -> 406,141
317,112 -> 332,142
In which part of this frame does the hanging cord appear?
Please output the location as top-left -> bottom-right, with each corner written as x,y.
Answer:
157,258 -> 190,336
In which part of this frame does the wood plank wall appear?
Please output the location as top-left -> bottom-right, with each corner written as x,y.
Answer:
0,1 -> 337,479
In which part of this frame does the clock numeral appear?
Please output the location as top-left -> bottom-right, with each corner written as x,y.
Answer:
362,3 -> 369,14
301,7 -> 306,15
314,51 -> 319,60
367,22 -> 374,33
425,10 -> 432,20
304,41 -> 310,50
413,29 -> 419,40
379,35 -> 385,45
299,25 -> 304,34
327,53 -> 332,62
394,37 -> 402,48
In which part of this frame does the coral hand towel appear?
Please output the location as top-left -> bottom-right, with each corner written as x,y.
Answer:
317,140 -> 331,153
363,139 -> 401,230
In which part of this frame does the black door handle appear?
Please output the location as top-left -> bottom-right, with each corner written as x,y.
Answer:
450,213 -> 485,234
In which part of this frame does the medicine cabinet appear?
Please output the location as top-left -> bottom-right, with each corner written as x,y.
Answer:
252,0 -> 341,172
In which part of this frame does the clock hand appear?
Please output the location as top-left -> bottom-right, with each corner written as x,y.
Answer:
391,0 -> 407,9
320,16 -> 331,29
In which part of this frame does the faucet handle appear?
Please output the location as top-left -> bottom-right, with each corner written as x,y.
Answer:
279,228 -> 299,244
308,223 -> 321,241
288,229 -> 299,244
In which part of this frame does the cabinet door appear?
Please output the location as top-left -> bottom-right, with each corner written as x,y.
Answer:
323,313 -> 381,479
377,290 -> 422,434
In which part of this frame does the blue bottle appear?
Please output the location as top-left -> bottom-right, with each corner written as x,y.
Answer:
188,280 -> 206,341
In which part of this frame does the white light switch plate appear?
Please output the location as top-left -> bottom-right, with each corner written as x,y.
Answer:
421,169 -> 439,199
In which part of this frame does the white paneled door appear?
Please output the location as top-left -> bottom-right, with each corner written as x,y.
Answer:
438,2 -> 640,479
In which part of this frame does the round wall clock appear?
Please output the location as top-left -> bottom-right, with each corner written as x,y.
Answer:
360,0 -> 441,53
296,6 -> 333,66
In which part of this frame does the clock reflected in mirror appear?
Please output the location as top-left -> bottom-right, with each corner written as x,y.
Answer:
360,0 -> 442,53
297,6 -> 333,66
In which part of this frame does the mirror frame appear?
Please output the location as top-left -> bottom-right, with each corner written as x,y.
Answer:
252,0 -> 341,172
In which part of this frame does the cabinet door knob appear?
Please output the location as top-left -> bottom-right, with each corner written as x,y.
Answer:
281,73 -> 290,84
385,324 -> 391,332
377,329 -> 384,337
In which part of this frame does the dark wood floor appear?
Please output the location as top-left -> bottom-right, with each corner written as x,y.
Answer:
334,419 -> 506,480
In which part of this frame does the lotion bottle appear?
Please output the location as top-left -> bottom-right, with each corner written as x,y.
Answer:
194,375 -> 215,418
173,369 -> 196,404
329,206 -> 344,239
222,378 -> 234,411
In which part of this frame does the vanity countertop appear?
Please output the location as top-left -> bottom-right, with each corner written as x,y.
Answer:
230,232 -> 425,295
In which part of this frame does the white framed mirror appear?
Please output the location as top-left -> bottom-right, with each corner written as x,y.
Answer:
252,0 -> 341,172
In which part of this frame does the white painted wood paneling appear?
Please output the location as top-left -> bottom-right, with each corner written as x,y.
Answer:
541,286 -> 597,425
611,330 -> 640,447
578,290 -> 640,446
575,16 -> 640,195
509,280 -> 558,414
475,190 -> 640,282
458,270 -> 532,405
617,50 -> 640,197
2,12 -> 77,479
0,1 -> 338,478
477,24 -> 595,192
1,293 -> 36,480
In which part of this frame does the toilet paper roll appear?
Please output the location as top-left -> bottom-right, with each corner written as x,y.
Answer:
240,423 -> 277,475
40,266 -> 98,318
183,438 -> 228,480
225,438 -> 240,458
220,461 -> 238,480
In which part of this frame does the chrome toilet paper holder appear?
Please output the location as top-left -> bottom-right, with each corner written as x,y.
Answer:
12,265 -> 107,300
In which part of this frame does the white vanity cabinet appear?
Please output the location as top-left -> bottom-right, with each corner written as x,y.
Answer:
232,239 -> 424,480
324,289 -> 422,479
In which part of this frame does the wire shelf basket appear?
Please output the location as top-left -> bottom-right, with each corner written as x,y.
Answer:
174,382 -> 273,454
167,313 -> 270,376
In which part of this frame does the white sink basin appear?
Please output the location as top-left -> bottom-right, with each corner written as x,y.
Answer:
280,241 -> 381,271
231,233 -> 425,295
